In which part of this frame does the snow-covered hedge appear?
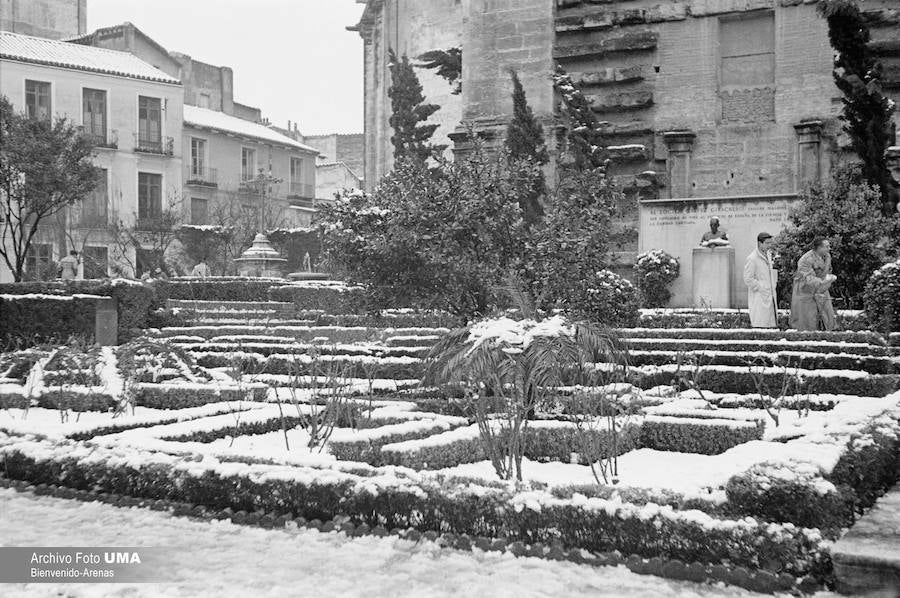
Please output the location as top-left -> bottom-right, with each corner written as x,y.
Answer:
268,283 -> 366,314
194,351 -> 425,380
380,420 -> 642,471
725,401 -> 900,531
0,433 -> 830,579
621,327 -> 887,346
639,415 -> 764,455
154,278 -> 279,302
133,382 -> 267,409
328,417 -> 466,465
637,309 -> 868,331
622,336 -> 894,358
627,349 -> 896,375
634,364 -> 898,397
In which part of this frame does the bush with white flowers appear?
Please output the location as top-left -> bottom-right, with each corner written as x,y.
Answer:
863,258 -> 900,332
577,269 -> 640,327
634,249 -> 680,308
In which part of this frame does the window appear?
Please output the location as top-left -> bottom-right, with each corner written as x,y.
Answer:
198,93 -> 211,109
138,173 -> 162,221
290,157 -> 308,197
241,148 -> 256,181
83,246 -> 108,279
25,243 -> 53,281
190,138 -> 206,176
138,96 -> 162,147
81,168 -> 108,227
25,80 -> 51,120
719,12 -> 776,122
719,13 -> 775,88
82,88 -> 107,143
191,197 -> 208,225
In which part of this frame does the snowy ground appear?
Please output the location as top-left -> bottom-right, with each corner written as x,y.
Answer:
0,488 -> 835,598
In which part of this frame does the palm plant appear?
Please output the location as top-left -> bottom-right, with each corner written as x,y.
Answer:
425,315 -> 623,481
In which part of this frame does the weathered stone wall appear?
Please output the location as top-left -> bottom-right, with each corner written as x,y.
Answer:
304,133 -> 366,180
0,0 -> 86,40
355,0 -> 465,189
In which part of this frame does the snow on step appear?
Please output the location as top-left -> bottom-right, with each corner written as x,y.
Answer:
832,483 -> 900,594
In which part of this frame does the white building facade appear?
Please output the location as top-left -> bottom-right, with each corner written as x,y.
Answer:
0,31 -> 184,280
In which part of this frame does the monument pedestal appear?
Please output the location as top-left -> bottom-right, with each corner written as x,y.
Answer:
692,247 -> 734,308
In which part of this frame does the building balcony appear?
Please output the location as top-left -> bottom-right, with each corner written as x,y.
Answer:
77,213 -> 109,228
134,216 -> 168,231
287,181 -> 315,200
78,127 -> 118,149
185,166 -> 218,187
134,134 -> 174,156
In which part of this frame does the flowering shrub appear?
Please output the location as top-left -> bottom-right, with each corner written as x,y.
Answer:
634,249 -> 680,308
575,270 -> 640,327
863,258 -> 900,332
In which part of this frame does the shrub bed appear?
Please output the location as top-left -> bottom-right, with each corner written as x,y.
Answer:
622,338 -> 893,357
193,352 -> 425,380
634,365 -> 898,397
639,416 -> 763,455
268,283 -> 367,314
864,259 -> 900,333
620,328 -> 887,346
0,434 -> 831,579
638,310 -> 868,331
36,391 -> 114,411
328,418 -> 466,465
0,294 -> 98,345
153,278 -> 282,302
627,350 -> 896,375
0,280 -> 158,342
132,383 -> 267,409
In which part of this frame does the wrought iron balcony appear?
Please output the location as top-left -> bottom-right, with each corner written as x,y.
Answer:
185,166 -> 218,187
78,212 -> 108,228
78,127 -> 118,149
134,133 -> 174,156
134,216 -> 167,231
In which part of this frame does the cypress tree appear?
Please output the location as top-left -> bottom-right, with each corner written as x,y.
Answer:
505,70 -> 548,223
818,0 -> 897,215
388,49 -> 446,164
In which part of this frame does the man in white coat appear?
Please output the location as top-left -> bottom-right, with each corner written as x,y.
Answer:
743,232 -> 778,328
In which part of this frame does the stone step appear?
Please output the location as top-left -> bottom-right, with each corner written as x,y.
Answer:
832,483 -> 900,595
167,299 -> 295,312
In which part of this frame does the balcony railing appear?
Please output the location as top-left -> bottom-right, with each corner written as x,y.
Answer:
185,166 -> 218,187
134,134 -> 174,156
134,216 -> 167,231
78,212 -> 108,228
78,127 -> 118,149
287,181 -> 315,199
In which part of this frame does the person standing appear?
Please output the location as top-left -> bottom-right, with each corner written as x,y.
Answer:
743,232 -> 778,328
191,258 -> 211,278
789,238 -> 837,331
58,250 -> 79,280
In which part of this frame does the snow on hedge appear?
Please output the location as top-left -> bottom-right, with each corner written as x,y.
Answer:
466,315 -> 574,355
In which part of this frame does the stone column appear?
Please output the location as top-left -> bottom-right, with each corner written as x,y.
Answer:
794,120 -> 824,190
451,0 -> 555,157
663,131 -> 696,199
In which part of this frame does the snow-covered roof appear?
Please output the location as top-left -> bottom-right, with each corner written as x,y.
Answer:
184,105 -> 320,154
0,31 -> 180,85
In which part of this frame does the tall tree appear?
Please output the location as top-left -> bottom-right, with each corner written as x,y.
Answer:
505,70 -> 547,223
0,95 -> 100,281
388,49 -> 446,163
417,48 -> 462,94
551,65 -> 608,171
818,0 -> 897,215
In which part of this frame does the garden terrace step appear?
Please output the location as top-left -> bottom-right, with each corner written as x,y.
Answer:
177,341 -> 430,360
618,328 -> 888,346
167,299 -> 296,315
627,349 -> 898,375
384,335 -> 443,348
631,364 -> 899,397
184,318 -> 319,327
193,351 -> 424,380
637,309 -> 868,331
152,325 -> 451,343
832,483 -> 900,594
622,337 -> 895,357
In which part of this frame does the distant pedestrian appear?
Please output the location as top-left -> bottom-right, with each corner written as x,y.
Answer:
58,250 -> 79,280
789,237 -> 837,331
743,232 -> 778,328
191,258 -> 211,278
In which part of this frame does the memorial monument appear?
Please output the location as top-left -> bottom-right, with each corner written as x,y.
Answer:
693,217 -> 734,308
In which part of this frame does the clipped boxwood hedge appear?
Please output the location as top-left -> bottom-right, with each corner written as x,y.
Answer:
0,280 -> 158,342
639,416 -> 764,455
268,284 -> 366,314
133,383 -> 267,409
153,277 -> 281,302
0,436 -> 831,579
0,294 -> 97,345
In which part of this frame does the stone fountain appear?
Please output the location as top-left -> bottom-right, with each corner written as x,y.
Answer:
234,233 -> 287,278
